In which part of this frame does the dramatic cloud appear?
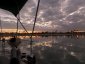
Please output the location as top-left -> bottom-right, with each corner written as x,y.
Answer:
0,0 -> 85,32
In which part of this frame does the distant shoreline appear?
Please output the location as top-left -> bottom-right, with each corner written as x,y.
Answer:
0,32 -> 85,37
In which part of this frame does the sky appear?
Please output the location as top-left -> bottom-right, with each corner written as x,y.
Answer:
0,0 -> 85,32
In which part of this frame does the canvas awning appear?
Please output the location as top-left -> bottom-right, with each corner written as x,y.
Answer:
0,0 -> 27,16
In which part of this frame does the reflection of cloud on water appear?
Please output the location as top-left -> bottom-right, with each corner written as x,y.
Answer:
33,42 -> 84,64
34,45 -> 64,64
70,51 -> 76,56
33,41 -> 52,47
29,36 -> 85,64
1,36 -> 85,64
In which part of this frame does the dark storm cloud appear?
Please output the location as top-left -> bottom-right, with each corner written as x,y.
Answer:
41,0 -> 85,31
14,0 -> 85,31
0,0 -> 85,31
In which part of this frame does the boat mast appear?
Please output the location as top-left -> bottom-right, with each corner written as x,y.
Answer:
30,0 -> 41,55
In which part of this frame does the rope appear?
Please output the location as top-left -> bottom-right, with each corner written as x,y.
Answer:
0,17 -> 5,56
14,0 -> 29,35
17,14 -> 28,33
30,0 -> 41,54
0,18 -> 2,33
16,16 -> 19,34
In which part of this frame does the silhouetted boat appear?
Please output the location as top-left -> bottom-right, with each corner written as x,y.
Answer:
0,0 -> 39,63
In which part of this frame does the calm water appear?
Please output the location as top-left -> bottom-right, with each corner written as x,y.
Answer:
0,36 -> 85,64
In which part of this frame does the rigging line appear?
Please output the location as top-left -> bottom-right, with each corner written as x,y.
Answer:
17,14 -> 28,33
16,16 -> 19,33
30,0 -> 41,54
0,18 -> 2,33
15,0 -> 29,34
13,0 -> 20,33
0,17 -> 5,56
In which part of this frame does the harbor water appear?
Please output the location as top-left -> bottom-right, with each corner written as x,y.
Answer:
0,36 -> 85,64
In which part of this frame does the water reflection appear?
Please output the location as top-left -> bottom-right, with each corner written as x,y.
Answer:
32,36 -> 85,64
0,36 -> 85,64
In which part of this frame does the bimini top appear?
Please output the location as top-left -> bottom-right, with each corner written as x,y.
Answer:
0,0 -> 27,16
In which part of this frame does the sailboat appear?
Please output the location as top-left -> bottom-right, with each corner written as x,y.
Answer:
0,0 -> 40,64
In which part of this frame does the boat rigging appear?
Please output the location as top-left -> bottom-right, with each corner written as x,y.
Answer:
0,0 -> 41,64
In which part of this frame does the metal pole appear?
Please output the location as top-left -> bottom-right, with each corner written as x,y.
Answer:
30,0 -> 40,54
0,18 -> 5,56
